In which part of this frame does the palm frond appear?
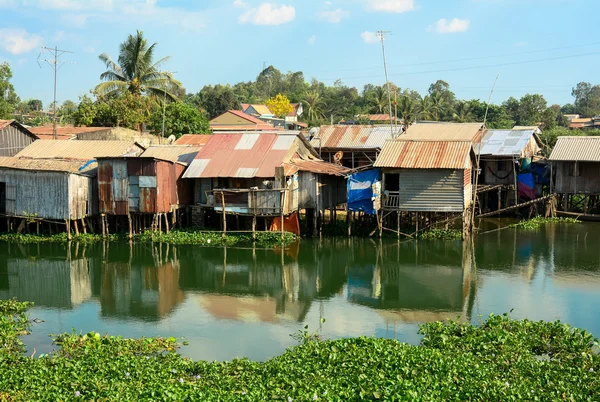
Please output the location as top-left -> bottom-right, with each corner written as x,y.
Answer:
95,80 -> 129,97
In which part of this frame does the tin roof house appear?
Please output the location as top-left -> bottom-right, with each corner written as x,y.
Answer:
0,140 -> 144,234
28,126 -> 160,147
182,132 -> 348,233
209,110 -> 278,132
309,125 -> 403,169
242,103 -> 305,130
96,145 -> 203,233
0,120 -> 38,156
549,136 -> 600,197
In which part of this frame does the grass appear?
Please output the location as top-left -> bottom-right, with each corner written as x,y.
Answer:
509,216 -> 581,230
0,300 -> 598,400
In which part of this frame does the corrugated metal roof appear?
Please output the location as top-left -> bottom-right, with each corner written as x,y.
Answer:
374,140 -> 472,169
477,129 -> 537,156
311,125 -> 401,150
368,114 -> 398,121
513,125 -> 540,131
248,104 -> 273,116
173,134 -> 211,145
211,124 -> 279,131
549,136 -> 600,162
400,122 -> 483,142
0,156 -> 97,175
0,120 -> 13,130
140,145 -> 203,166
29,126 -> 113,135
15,140 -> 144,160
211,110 -> 267,125
183,133 -> 291,178
31,133 -> 76,140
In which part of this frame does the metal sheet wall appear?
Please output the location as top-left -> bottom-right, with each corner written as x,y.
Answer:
0,125 -> 35,157
397,169 -> 464,212
98,161 -> 114,214
0,169 -> 91,220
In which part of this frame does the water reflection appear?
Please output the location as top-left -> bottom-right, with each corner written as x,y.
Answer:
0,222 -> 598,361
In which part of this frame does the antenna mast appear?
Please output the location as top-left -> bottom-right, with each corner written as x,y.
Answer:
38,46 -> 75,139
377,30 -> 394,138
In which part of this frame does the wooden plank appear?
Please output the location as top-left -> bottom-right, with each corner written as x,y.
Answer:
476,194 -> 555,218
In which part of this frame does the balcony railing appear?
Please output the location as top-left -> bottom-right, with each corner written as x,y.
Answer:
205,188 -> 291,216
382,191 -> 400,209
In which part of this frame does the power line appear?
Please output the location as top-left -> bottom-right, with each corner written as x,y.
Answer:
37,46 -> 76,139
320,51 -> 600,82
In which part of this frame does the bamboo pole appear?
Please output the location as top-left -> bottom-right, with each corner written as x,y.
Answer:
280,190 -> 285,242
221,191 -> 227,239
65,219 -> 72,241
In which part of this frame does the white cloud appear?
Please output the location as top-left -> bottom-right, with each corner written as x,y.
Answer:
0,0 -> 18,7
238,3 -> 296,26
361,31 -> 379,44
307,35 -> 316,45
430,18 -> 470,33
318,8 -> 349,23
365,0 -> 414,13
233,0 -> 247,8
0,29 -> 43,54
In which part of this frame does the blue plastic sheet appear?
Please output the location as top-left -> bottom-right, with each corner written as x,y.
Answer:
347,170 -> 379,215
517,173 -> 536,200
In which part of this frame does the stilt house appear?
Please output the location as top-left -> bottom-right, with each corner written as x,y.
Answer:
182,132 -> 348,228
0,120 -> 38,156
309,125 -> 402,168
96,145 -> 203,232
549,136 -> 600,195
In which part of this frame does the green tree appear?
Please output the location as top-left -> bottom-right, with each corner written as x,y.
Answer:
471,100 -> 513,129
518,94 -> 547,126
322,80 -> 359,121
369,86 -> 388,114
96,30 -> 181,100
265,93 -> 293,118
256,65 -> 283,100
149,101 -> 209,138
73,95 -> 97,126
0,63 -> 19,119
398,96 -> 418,128
196,85 -> 239,119
571,82 -> 600,117
452,101 -> 474,123
58,100 -> 77,125
429,91 -> 447,121
302,90 -> 324,125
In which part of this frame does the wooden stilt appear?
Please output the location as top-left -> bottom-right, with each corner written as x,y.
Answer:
73,219 -> 79,236
280,190 -> 285,242
347,209 -> 352,237
312,208 -> 318,238
36,220 -> 40,235
128,214 -> 133,239
221,192 -> 227,239
66,219 -> 72,240
164,212 -> 170,233
397,211 -> 400,240
252,214 -> 257,241
16,219 -> 26,234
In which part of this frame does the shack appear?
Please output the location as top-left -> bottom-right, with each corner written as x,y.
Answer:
476,129 -> 544,212
0,120 -> 38,156
28,126 -> 160,147
209,110 -> 278,132
549,136 -> 600,213
309,125 -> 402,168
182,132 -> 348,235
96,145 -> 203,234
374,139 -> 475,236
15,140 -> 144,160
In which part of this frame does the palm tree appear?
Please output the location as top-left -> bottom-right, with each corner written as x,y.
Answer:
419,96 -> 433,120
398,96 -> 417,129
429,91 -> 447,121
370,86 -> 388,114
302,90 -> 324,124
453,101 -> 474,123
96,30 -> 182,100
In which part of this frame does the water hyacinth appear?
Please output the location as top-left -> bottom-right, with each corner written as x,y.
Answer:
179,378 -> 184,384
75,391 -> 80,397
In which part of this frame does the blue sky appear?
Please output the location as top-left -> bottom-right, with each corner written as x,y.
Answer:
0,0 -> 597,107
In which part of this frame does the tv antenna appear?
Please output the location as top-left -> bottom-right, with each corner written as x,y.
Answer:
377,31 -> 395,138
37,46 -> 76,139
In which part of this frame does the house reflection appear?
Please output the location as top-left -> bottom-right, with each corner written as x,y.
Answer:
0,243 -> 92,309
346,241 -> 476,324
98,243 -> 185,321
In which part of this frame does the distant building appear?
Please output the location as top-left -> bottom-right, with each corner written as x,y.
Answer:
209,110 -> 278,132
0,120 -> 38,156
242,103 -> 305,130
28,126 -> 161,147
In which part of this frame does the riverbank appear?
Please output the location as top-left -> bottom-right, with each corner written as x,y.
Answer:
0,300 -> 598,401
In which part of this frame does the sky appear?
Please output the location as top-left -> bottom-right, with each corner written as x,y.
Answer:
0,0 -> 598,108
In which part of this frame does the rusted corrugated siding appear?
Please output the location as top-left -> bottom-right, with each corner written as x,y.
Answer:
374,140 -> 472,169
127,159 -> 156,176
311,125 -> 401,150
98,161 -> 114,214
140,188 -> 157,213
155,161 -> 173,213
175,163 -> 193,205
0,123 -> 36,156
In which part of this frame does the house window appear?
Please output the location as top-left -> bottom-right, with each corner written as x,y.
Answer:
568,162 -> 580,177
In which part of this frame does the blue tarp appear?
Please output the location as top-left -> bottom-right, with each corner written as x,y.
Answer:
517,173 -> 536,200
347,169 -> 379,215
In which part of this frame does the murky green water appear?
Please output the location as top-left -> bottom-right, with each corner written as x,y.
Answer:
0,222 -> 599,361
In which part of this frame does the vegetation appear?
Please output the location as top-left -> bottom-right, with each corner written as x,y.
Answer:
266,93 -> 294,118
419,229 -> 462,240
0,229 -> 298,247
0,300 -> 598,400
509,216 -> 581,230
147,101 -> 210,138
0,62 -> 19,120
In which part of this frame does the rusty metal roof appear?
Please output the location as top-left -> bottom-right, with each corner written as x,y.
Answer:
311,125 -> 402,150
15,140 -> 145,160
140,145 -> 203,166
374,140 -> 472,169
549,136 -> 600,162
173,134 -> 212,145
210,124 -> 279,131
31,133 -> 76,140
0,120 -> 38,139
184,133 -> 330,179
400,122 -> 483,142
477,129 -> 539,156
0,156 -> 97,176
29,126 -> 115,135
0,120 -> 13,130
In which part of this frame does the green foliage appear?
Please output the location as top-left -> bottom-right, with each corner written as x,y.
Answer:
509,216 -> 581,230
73,92 -> 155,130
0,62 -> 19,119
149,101 -> 209,138
0,232 -> 124,244
572,82 -> 600,118
419,229 -> 462,240
0,304 -> 598,401
193,84 -> 240,119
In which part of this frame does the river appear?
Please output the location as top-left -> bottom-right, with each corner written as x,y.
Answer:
0,222 -> 598,362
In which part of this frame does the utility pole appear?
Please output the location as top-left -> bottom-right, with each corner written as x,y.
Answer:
377,31 -> 394,138
38,46 -> 75,139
